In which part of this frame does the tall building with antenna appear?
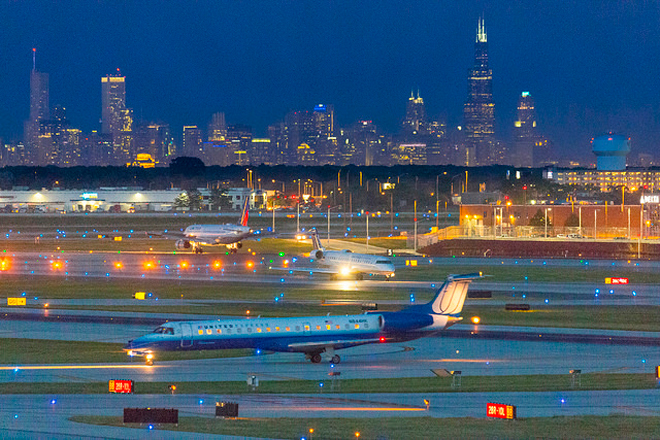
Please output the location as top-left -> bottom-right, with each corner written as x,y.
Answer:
101,70 -> 133,164
24,48 -> 50,165
402,90 -> 427,135
463,16 -> 495,165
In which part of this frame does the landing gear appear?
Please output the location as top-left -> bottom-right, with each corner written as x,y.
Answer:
356,274 -> 364,280
331,355 -> 341,364
146,359 -> 153,366
311,353 -> 322,364
193,245 -> 204,254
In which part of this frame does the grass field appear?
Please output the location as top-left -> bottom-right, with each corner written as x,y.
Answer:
0,339 -> 251,365
68,415 -> 660,439
2,373 -> 656,395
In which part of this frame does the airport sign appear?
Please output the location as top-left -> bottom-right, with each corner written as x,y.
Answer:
109,379 -> 133,394
605,277 -> 629,284
487,402 -> 516,419
7,297 -> 26,306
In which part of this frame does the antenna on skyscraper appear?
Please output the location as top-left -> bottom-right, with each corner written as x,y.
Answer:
32,48 -> 36,71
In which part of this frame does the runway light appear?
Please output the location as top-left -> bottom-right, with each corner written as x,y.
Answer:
180,261 -> 189,269
560,398 -> 565,404
246,310 -> 250,315
247,261 -> 254,269
471,316 -> 481,324
199,399 -> 204,404
355,432 -> 360,438
114,262 -> 123,269
50,399 -> 56,404
379,337 -> 386,342
544,299 -> 549,303
148,424 -> 153,430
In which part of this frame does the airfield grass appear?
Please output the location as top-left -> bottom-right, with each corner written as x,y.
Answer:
68,415 -> 660,439
3,373 -> 657,395
0,339 -> 251,365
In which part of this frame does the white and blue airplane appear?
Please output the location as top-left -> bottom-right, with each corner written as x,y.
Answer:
149,198 -> 253,254
124,273 -> 482,365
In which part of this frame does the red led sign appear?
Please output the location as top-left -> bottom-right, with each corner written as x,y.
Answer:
487,402 -> 516,419
109,379 -> 133,394
605,277 -> 629,285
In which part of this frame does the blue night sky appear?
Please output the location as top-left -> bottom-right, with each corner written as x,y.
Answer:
1,1 -> 659,161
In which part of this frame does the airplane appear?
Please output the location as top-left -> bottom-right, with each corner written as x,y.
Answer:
124,272 -> 482,365
274,229 -> 396,280
148,198 -> 253,254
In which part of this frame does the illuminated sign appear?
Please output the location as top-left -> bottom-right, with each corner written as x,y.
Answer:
487,402 -> 516,419
134,292 -> 146,300
640,195 -> 660,204
656,366 -> 660,379
605,277 -> 629,284
109,379 -> 133,394
81,192 -> 98,199
7,298 -> 26,306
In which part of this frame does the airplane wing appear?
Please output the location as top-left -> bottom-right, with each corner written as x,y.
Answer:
269,266 -> 340,275
145,231 -> 185,240
287,338 -> 381,352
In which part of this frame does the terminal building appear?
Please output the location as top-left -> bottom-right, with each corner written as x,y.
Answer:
0,188 -> 269,213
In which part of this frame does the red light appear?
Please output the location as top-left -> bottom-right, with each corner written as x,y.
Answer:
504,195 -> 509,200
379,337 -> 386,343
522,186 -> 527,190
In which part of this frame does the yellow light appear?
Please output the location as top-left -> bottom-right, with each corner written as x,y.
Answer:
355,432 -> 360,438
247,261 -> 254,269
213,260 -> 222,269
146,354 -> 154,360
471,316 -> 481,324
246,310 -> 250,315
309,428 -> 314,434
114,262 -> 123,269
143,261 -> 154,270
180,261 -> 189,269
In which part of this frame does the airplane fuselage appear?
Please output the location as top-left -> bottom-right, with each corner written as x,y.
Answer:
183,224 -> 252,245
125,312 -> 451,356
320,250 -> 395,277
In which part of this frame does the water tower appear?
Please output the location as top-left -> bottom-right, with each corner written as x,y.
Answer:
592,134 -> 630,171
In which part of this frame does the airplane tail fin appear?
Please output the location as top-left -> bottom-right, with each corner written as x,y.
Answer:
239,198 -> 249,226
426,273 -> 482,315
310,229 -> 325,252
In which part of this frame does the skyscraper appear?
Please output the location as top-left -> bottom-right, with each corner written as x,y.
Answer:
101,71 -> 133,164
402,90 -> 427,135
463,17 -> 495,165
24,48 -> 50,165
513,92 -> 537,167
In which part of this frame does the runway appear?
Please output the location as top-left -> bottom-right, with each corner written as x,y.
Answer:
1,250 -> 660,437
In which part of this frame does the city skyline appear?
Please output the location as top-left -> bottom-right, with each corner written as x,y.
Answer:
1,1 -> 660,163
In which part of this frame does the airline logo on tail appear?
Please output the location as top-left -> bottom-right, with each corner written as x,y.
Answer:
239,198 -> 249,227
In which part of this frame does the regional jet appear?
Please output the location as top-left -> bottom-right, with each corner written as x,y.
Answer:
274,229 -> 395,280
148,198 -> 253,254
125,272 -> 481,364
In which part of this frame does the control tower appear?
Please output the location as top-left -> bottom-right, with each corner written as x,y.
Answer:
592,134 -> 630,171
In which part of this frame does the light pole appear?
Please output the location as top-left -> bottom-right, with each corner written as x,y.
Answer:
628,207 -> 631,239
414,200 -> 418,252
544,208 -> 549,238
366,211 -> 369,254
327,205 -> 331,247
594,210 -> 598,240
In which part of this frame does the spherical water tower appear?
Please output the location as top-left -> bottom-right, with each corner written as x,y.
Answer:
592,134 -> 630,171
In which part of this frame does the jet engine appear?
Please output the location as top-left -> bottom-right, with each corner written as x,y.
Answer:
175,240 -> 191,250
314,249 -> 324,259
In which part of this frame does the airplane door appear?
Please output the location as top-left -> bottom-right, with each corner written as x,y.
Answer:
303,322 -> 312,336
181,323 -> 193,347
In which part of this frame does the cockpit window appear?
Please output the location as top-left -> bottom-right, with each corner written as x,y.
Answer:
153,326 -> 174,335
375,260 -> 391,264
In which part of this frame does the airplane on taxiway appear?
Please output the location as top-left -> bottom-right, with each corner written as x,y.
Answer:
124,272 -> 482,365
148,198 -> 254,254
273,229 -> 396,280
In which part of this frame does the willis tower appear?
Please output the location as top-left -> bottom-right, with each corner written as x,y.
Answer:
463,17 -> 495,166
